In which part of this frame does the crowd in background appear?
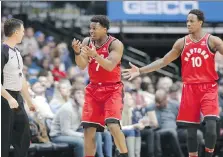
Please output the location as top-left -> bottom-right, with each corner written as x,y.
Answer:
1,17 -> 223,157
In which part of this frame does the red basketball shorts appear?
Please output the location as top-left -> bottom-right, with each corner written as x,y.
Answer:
81,82 -> 124,132
177,82 -> 219,127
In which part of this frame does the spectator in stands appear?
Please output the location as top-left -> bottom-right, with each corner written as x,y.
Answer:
121,92 -> 143,157
57,42 -> 73,71
31,81 -> 54,119
50,84 -> 112,157
67,66 -> 79,83
156,76 -> 173,92
34,44 -> 51,62
148,89 -> 203,157
168,83 -> 181,103
38,71 -> 55,102
132,76 -> 142,91
49,79 -> 71,113
51,57 -> 67,81
140,81 -> 155,106
142,76 -> 155,94
131,77 -> 146,108
23,54 -> 41,84
67,65 -> 89,84
147,89 -> 184,157
22,27 -> 39,56
40,57 -> 51,72
131,89 -> 158,157
29,114 -> 50,144
123,80 -> 135,93
72,75 -> 86,86
49,92 -> 84,157
35,31 -> 46,48
46,36 -> 56,50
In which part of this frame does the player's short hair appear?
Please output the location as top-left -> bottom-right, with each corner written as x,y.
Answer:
4,18 -> 24,37
90,15 -> 110,30
189,9 -> 205,23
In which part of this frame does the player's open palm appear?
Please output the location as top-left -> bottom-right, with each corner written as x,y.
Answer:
72,38 -> 82,54
122,62 -> 140,80
8,97 -> 19,109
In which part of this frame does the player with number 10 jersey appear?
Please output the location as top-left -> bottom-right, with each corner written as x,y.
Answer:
181,33 -> 218,83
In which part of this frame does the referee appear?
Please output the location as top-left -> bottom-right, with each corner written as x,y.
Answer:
1,18 -> 35,157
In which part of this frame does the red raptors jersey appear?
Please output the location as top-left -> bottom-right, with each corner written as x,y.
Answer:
88,35 -> 121,83
181,33 -> 218,83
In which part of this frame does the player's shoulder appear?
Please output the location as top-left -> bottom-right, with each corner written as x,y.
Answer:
110,37 -> 123,48
176,37 -> 185,44
173,37 -> 185,50
208,34 -> 222,42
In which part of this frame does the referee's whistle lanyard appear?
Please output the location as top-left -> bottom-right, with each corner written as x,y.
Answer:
15,50 -> 22,77
15,51 -> 21,69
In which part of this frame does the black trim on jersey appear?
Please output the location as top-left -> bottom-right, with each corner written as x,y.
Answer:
207,35 -> 217,53
108,38 -> 117,53
93,36 -> 111,49
1,45 -> 9,85
180,37 -> 186,55
87,37 -> 91,46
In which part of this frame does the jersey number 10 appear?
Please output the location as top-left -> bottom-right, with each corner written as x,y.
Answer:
191,57 -> 202,67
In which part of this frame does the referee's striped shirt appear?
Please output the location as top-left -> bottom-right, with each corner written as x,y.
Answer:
1,44 -> 24,91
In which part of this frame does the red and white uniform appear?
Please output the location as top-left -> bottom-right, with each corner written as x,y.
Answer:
177,33 -> 219,126
81,36 -> 124,131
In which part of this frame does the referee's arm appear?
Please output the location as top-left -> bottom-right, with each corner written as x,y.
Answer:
21,77 -> 35,111
1,85 -> 14,100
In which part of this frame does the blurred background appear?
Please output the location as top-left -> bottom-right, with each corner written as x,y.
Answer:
1,1 -> 223,157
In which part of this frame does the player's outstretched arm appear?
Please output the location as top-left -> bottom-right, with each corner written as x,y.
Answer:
122,38 -> 184,80
209,35 -> 223,55
82,39 -> 123,72
72,37 -> 90,70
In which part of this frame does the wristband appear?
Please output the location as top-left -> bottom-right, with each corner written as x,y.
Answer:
74,50 -> 81,55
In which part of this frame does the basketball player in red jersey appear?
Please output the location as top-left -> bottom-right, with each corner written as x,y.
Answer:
72,15 -> 128,157
123,9 -> 223,157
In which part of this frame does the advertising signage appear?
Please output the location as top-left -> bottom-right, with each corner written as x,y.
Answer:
107,1 -> 223,22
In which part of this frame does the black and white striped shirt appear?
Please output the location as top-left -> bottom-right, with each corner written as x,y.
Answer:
1,44 -> 24,91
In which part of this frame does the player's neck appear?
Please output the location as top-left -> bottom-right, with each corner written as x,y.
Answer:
190,30 -> 206,42
3,37 -> 17,49
95,35 -> 109,47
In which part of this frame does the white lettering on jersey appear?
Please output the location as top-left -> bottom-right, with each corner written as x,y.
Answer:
184,48 -> 209,67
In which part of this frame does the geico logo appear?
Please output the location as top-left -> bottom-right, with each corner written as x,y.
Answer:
123,1 -> 199,15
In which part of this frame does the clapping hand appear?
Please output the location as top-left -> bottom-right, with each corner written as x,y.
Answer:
81,44 -> 98,58
72,38 -> 82,54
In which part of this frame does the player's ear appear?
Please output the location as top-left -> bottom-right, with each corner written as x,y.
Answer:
14,30 -> 18,35
104,27 -> 107,33
199,21 -> 203,27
